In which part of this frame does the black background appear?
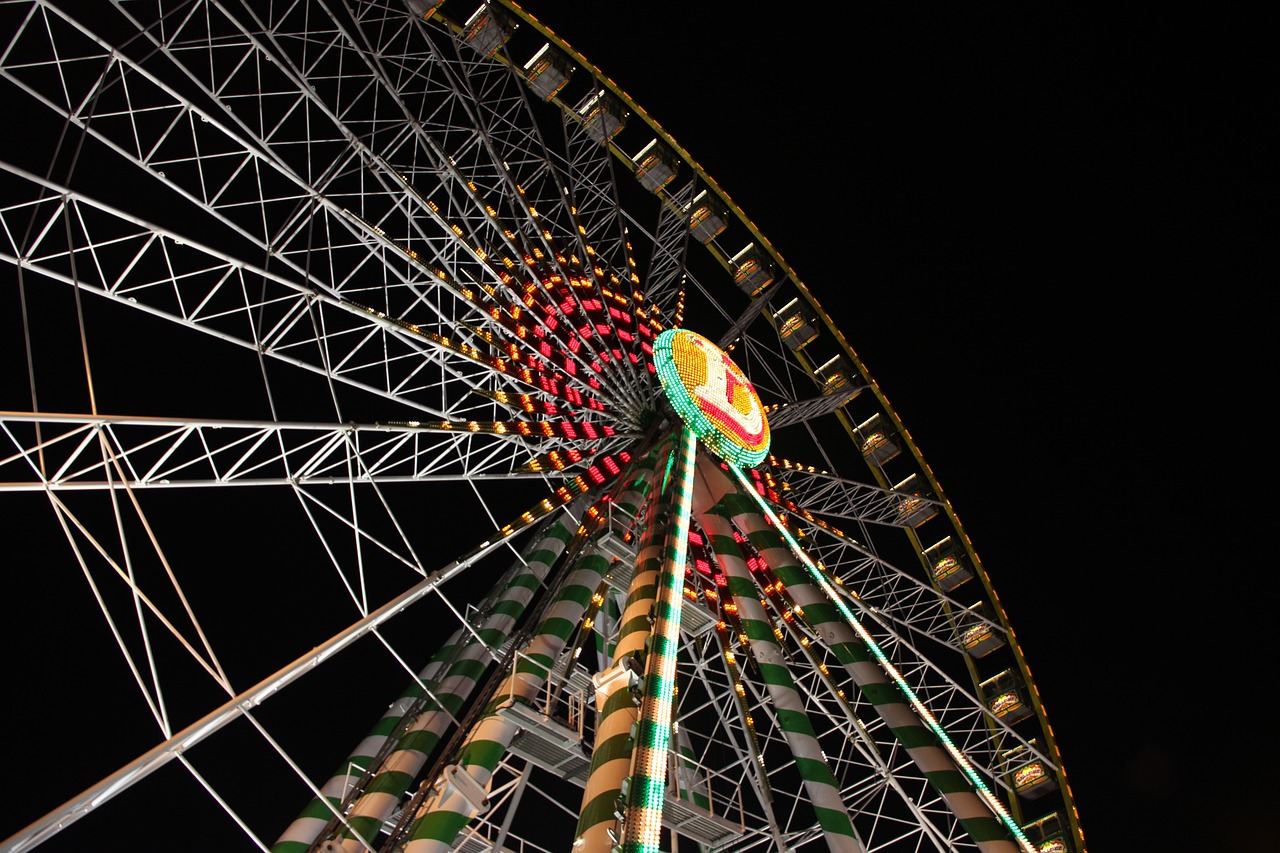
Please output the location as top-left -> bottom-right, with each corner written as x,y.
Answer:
514,3 -> 1272,852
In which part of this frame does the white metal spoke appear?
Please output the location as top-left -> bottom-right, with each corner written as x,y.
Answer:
0,412 -> 640,490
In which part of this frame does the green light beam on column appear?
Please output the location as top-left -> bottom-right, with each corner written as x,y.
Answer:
620,426 -> 698,853
726,462 -> 1036,853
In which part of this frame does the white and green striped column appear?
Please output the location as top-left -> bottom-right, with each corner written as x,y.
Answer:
398,550 -> 607,851
271,507 -> 580,853
401,448 -> 668,852
698,455 -> 1025,853
335,509 -> 583,851
574,448 -> 675,851
270,625 -> 465,853
696,508 -> 864,853
618,426 -> 697,853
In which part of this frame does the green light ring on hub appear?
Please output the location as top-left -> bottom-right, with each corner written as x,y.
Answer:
653,329 -> 770,467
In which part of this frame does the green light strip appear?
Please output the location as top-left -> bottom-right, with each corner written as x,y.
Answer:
727,463 -> 1035,853
621,427 -> 697,853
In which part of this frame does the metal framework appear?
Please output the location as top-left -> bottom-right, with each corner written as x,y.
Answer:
0,2 -> 1083,853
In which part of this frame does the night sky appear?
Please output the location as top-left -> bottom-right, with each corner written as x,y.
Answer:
3,2 -> 1270,851
514,3 -> 1270,852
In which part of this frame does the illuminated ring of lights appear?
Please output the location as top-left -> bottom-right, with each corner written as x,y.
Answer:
653,328 -> 770,467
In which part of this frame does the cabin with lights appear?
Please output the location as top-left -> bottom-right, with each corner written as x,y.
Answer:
523,43 -> 572,99
773,298 -> 819,352
684,190 -> 728,243
890,473 -> 937,528
633,139 -> 678,192
403,0 -> 443,19
1000,741 -> 1060,801
813,354 -> 855,397
462,5 -> 512,56
956,601 -> 1006,658
1023,811 -> 1074,852
980,668 -> 1035,725
731,244 -> 775,296
577,89 -> 627,143
854,413 -> 901,465
923,536 -> 972,591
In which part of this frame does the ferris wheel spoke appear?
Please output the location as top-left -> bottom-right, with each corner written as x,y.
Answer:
0,412 -> 628,491
558,129 -> 632,277
635,176 -> 704,320
42,487 -> 234,703
759,512 -> 994,662
707,521 -> 863,850
0,182 -> 637,444
764,388 -> 863,430
0,171 -> 528,416
830,541 -> 1006,663
716,282 -> 781,351
4,4 -> 617,419
760,457 -> 947,529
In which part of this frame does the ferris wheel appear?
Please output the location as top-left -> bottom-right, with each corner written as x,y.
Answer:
0,2 -> 1084,852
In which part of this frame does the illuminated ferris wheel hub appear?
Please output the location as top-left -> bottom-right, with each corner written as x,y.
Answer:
652,328 -> 771,467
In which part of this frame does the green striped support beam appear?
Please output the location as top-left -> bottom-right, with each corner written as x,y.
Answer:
703,455 -> 1032,853
574,440 -> 678,852
334,508 -> 583,850
619,426 -> 697,853
399,549 -> 610,851
697,509 -> 864,853
401,448 -> 667,853
272,505 -> 583,853
270,626 -> 463,853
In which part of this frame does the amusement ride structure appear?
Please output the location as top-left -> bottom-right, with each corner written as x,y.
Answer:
0,2 -> 1084,851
